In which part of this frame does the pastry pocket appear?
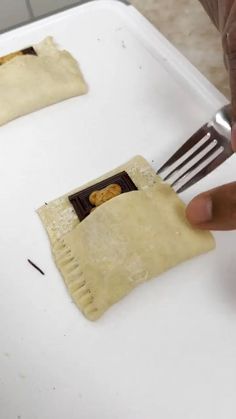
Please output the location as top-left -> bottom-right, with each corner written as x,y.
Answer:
37,156 -> 158,247
0,37 -> 88,126
53,183 -> 215,321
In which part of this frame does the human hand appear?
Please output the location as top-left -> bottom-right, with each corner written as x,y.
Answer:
186,182 -> 236,230
186,1 -> 236,230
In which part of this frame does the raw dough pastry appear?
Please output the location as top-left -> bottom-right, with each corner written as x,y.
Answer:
0,37 -> 88,126
38,156 -> 215,321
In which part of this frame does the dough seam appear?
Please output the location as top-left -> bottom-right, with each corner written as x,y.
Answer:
53,240 -> 99,320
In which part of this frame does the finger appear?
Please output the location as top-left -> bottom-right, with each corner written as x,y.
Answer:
186,182 -> 236,230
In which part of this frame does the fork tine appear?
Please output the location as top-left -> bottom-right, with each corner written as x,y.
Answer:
171,144 -> 222,189
163,135 -> 213,181
157,105 -> 233,192
157,123 -> 209,174
175,151 -> 230,193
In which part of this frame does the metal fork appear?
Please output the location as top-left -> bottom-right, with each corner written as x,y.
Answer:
157,105 -> 233,193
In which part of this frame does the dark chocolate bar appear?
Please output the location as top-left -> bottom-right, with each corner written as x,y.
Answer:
22,47 -> 37,56
69,171 -> 138,221
0,46 -> 37,66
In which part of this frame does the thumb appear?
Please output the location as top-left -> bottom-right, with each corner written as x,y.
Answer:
186,182 -> 236,231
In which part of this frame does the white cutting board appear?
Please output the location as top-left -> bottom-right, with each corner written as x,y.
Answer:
0,2 -> 235,419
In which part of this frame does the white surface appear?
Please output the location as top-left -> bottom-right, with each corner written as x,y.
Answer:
0,1 -> 235,419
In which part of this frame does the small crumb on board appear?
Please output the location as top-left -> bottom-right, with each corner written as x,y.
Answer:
27,259 -> 45,276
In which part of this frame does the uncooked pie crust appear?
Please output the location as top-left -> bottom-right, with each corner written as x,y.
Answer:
0,37 -> 88,126
38,156 -> 215,320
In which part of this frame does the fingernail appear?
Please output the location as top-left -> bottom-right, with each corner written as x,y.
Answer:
186,196 -> 212,225
231,123 -> 236,152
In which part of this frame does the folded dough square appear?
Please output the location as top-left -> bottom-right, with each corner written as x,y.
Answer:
0,37 -> 88,126
38,156 -> 215,321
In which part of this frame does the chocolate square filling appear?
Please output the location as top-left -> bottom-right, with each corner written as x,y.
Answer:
69,171 -> 137,221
